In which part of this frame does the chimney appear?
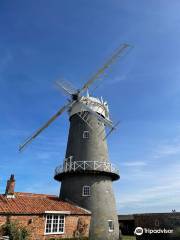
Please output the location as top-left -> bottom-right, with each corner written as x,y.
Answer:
5,174 -> 15,198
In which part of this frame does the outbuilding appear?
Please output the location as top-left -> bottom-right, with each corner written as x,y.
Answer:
0,175 -> 91,239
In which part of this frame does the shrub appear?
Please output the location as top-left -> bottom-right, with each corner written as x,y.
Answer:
1,221 -> 30,240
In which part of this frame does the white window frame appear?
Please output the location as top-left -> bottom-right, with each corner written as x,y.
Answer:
44,214 -> 65,235
82,185 -> 91,196
108,220 -> 114,232
83,131 -> 89,139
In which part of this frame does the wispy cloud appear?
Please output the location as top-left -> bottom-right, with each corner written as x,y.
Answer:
120,160 -> 150,180
35,152 -> 56,160
121,167 -> 153,180
105,75 -> 127,85
153,140 -> 180,159
30,135 -> 66,153
122,161 -> 147,167
0,128 -> 29,137
118,181 -> 180,213
117,162 -> 180,213
23,182 -> 59,195
90,74 -> 128,93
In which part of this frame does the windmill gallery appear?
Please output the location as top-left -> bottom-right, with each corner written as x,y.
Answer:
0,44 -> 130,240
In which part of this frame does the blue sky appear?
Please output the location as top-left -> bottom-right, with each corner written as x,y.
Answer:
0,0 -> 180,214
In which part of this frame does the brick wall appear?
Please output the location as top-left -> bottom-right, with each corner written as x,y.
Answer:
0,214 -> 91,239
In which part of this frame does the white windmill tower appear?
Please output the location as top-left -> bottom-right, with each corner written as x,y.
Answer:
20,43 -> 131,240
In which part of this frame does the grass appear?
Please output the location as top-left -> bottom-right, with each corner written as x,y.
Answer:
122,236 -> 136,240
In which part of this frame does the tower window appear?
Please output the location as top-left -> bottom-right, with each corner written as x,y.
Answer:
82,185 -> 91,196
83,131 -> 89,139
108,220 -> 114,232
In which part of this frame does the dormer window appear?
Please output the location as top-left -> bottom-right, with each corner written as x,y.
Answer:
83,131 -> 89,139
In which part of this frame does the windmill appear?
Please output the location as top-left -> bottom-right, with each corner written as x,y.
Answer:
19,43 -> 131,240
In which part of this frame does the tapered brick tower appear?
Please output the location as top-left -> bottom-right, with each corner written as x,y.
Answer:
54,96 -> 120,240
20,44 -> 129,240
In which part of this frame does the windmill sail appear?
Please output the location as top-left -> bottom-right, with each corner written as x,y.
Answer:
19,102 -> 73,151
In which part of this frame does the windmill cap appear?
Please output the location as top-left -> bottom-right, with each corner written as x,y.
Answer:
69,96 -> 110,119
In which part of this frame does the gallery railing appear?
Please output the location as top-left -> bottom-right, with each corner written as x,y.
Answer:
54,158 -> 119,176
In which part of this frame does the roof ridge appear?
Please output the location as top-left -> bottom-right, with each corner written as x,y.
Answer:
0,193 -> 91,215
14,192 -> 57,198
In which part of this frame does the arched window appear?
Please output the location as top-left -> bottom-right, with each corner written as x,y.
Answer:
83,131 -> 89,139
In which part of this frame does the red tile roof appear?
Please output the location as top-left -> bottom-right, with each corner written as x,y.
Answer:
0,192 -> 91,215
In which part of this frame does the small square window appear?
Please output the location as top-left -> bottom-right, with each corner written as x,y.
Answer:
108,220 -> 114,232
82,186 -> 91,196
83,131 -> 89,139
